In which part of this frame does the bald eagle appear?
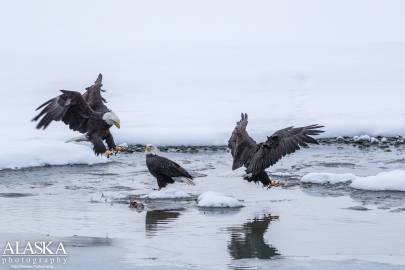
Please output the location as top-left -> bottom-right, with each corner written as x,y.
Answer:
145,144 -> 194,189
32,74 -> 121,157
228,113 -> 324,187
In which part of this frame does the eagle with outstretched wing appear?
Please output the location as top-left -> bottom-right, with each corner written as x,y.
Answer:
228,113 -> 324,187
32,74 -> 121,157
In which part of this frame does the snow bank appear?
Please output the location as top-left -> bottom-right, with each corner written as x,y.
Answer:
197,191 -> 243,208
0,1 -> 404,170
144,188 -> 192,199
302,170 -> 405,192
351,170 -> 405,192
1,140 -> 108,170
301,173 -> 356,184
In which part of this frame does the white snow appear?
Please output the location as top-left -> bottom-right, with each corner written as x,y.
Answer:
302,170 -> 405,192
0,1 -> 404,169
301,173 -> 357,184
197,191 -> 243,208
353,135 -> 379,143
351,170 -> 405,192
2,140 -> 108,170
353,135 -> 371,142
143,188 -> 192,199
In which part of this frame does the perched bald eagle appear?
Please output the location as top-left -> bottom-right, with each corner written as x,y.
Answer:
228,113 -> 324,187
32,74 -> 121,157
145,144 -> 194,189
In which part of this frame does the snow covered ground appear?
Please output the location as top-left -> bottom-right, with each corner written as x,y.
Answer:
0,1 -> 404,169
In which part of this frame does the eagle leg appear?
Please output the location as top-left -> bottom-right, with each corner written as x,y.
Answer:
244,171 -> 280,188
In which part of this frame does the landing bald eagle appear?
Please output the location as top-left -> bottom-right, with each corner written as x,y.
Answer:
228,113 -> 324,187
32,74 -> 121,157
145,144 -> 194,189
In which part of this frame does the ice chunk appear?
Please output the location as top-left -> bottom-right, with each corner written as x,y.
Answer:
350,170 -> 405,192
302,170 -> 405,192
197,191 -> 243,208
301,172 -> 356,184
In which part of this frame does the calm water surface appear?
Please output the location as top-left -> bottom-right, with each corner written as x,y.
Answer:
0,145 -> 405,269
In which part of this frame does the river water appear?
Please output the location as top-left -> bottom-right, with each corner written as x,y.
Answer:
0,144 -> 404,269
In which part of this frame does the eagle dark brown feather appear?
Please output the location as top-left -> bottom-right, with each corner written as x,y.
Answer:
228,113 -> 324,186
32,90 -> 93,132
82,73 -> 109,113
32,74 -> 117,156
146,154 -> 193,189
228,113 -> 257,170
246,124 -> 324,175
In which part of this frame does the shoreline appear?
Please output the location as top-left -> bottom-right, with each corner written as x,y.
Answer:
123,136 -> 405,153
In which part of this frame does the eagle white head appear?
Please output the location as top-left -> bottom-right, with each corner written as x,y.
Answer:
145,144 -> 159,154
103,111 -> 120,128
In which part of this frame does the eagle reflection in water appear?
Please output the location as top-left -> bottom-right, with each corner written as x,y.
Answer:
145,209 -> 181,237
228,214 -> 280,259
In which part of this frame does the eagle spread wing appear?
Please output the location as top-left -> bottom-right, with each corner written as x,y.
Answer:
32,90 -> 94,133
82,73 -> 109,113
148,155 -> 193,179
228,113 -> 257,170
246,124 -> 324,175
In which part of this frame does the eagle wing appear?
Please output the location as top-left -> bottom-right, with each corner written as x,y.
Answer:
228,113 -> 257,170
246,125 -> 324,175
148,155 -> 193,179
32,90 -> 94,133
82,73 -> 109,113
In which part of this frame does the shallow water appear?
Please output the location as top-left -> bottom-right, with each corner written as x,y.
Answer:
0,144 -> 405,269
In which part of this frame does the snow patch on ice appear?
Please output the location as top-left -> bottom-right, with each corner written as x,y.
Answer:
351,170 -> 405,192
144,188 -> 192,199
301,172 -> 356,184
302,170 -> 405,192
197,191 -> 243,208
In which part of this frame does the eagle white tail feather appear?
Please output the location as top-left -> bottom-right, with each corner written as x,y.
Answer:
65,135 -> 89,143
174,177 -> 195,185
183,177 -> 195,185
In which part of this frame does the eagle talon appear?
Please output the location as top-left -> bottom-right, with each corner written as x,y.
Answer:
267,180 -> 279,189
270,180 -> 279,187
104,150 -> 113,158
113,145 -> 123,154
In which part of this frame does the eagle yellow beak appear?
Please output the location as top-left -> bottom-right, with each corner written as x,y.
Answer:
114,121 -> 121,129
